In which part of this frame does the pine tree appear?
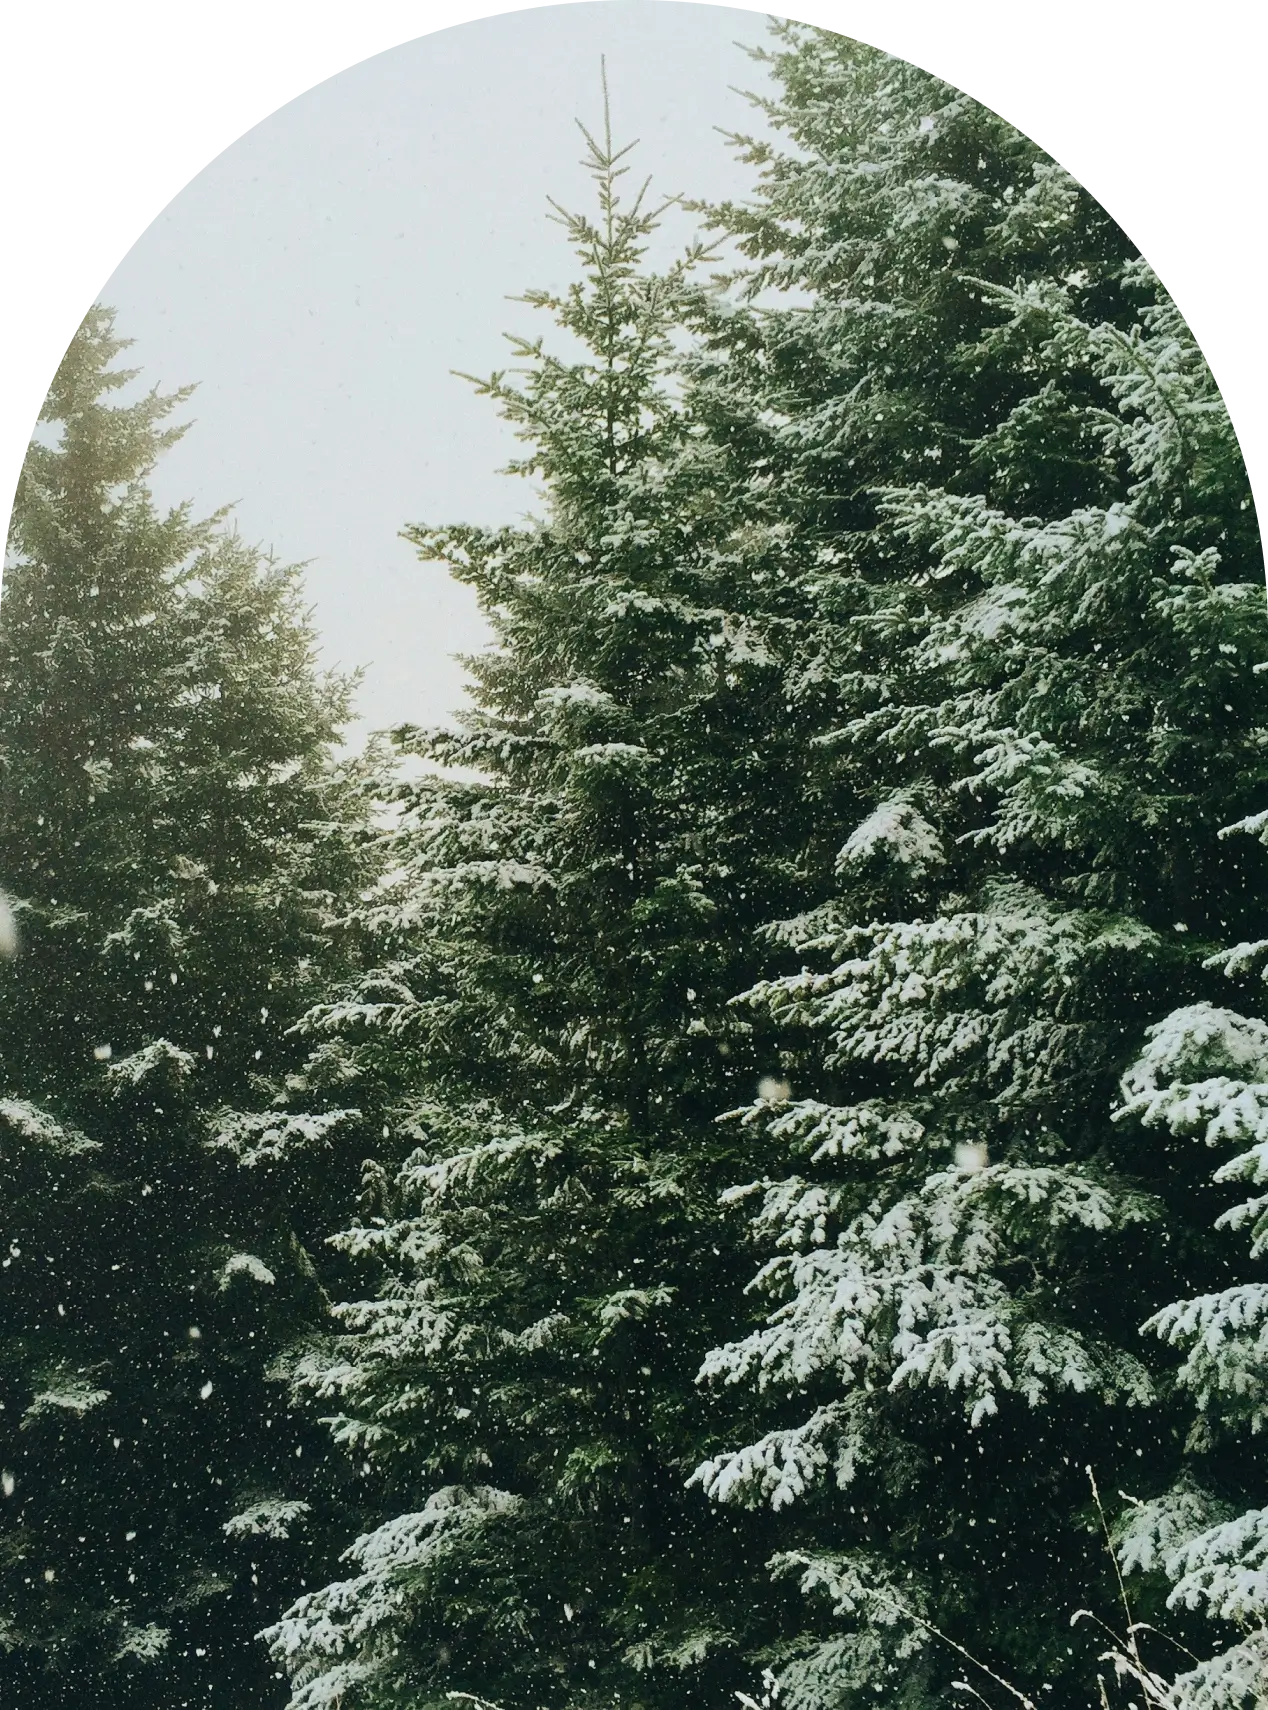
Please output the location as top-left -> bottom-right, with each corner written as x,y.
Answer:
684,24 -> 1268,1710
263,88 -> 821,1710
0,308 -> 377,1709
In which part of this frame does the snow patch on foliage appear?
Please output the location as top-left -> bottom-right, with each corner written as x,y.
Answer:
113,1623 -> 171,1662
24,1377 -> 110,1423
263,1486 -> 519,1708
105,1038 -> 196,1088
223,1497 -> 310,1540
208,1108 -> 357,1169
836,795 -> 945,880
0,1098 -> 97,1157
1115,1476 -> 1235,1578
219,1253 -> 276,1290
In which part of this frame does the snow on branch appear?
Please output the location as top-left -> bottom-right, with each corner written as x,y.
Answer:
218,1252 -> 277,1290
836,794 -> 945,881
104,1038 -> 196,1089
208,1107 -> 358,1169
262,1487 -> 520,1709
1166,1506 -> 1268,1623
691,1402 -> 864,1509
23,1376 -> 110,1425
1144,1285 -> 1268,1430
0,1098 -> 97,1158
223,1497 -> 310,1540
1114,1476 -> 1236,1580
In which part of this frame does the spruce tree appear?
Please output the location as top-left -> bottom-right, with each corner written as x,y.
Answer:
1102,812 -> 1268,1710
684,24 -> 1268,1710
0,308 -> 376,1709
264,92 -> 814,1710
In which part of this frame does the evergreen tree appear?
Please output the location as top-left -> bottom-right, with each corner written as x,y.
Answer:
264,91 -> 812,1710
685,24 -> 1268,1710
0,308 -> 377,1709
1106,810 -> 1268,1710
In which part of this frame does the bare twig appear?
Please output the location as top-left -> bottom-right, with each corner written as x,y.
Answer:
870,1586 -> 1040,1710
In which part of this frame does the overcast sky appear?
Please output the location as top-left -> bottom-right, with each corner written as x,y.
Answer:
100,1 -> 776,739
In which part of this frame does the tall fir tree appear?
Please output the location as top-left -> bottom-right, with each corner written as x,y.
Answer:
682,23 -> 1268,1710
264,88 -> 820,1710
0,308 -> 378,1709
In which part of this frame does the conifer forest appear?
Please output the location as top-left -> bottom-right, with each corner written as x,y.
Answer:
3,21 -> 1268,1710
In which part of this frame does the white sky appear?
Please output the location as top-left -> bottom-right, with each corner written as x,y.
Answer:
101,1 -> 776,738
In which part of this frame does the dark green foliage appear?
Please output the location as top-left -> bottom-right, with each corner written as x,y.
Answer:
263,95 -> 808,1710
0,308 -> 377,1709
270,25 -> 1266,1710
6,21 -> 1266,1710
682,23 -> 1268,1710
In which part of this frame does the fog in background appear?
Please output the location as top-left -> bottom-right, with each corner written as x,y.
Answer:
100,2 -> 777,740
